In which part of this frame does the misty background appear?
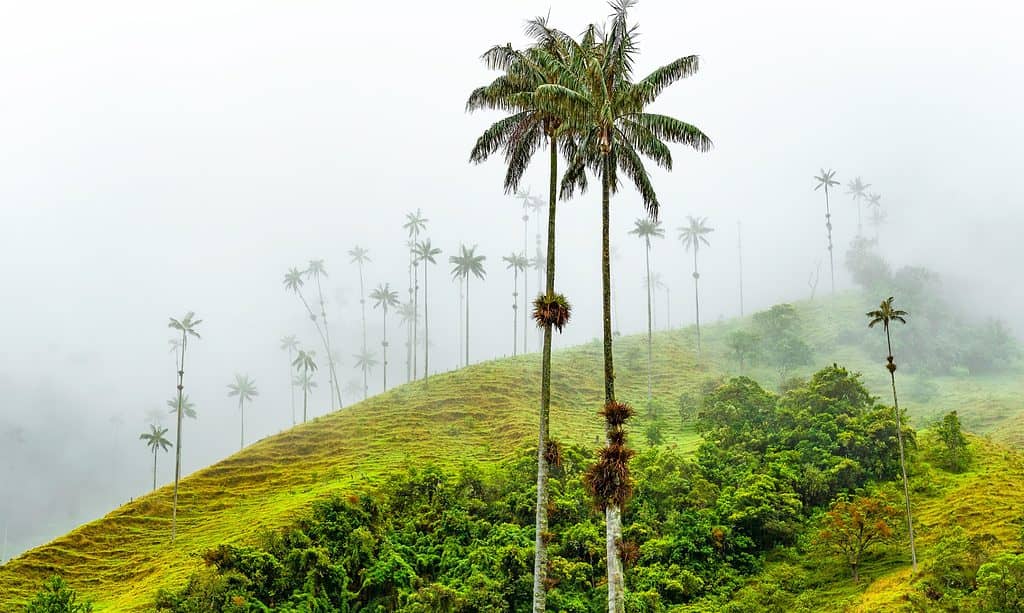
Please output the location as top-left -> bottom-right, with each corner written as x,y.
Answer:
2,0 -> 1022,561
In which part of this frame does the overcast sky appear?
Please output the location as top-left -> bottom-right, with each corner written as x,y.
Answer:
2,0 -> 1022,559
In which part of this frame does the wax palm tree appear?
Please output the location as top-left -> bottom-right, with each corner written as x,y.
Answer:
353,349 -> 378,393
398,300 -> 418,369
284,267 -> 336,403
370,283 -> 400,390
678,216 -> 714,358
813,169 -> 840,294
535,6 -> 712,608
279,335 -> 299,424
305,260 -> 342,409
413,239 -> 442,380
139,424 -> 171,491
866,192 -> 884,242
513,191 -> 538,352
644,272 -> 666,328
291,350 -> 318,423
227,374 -> 259,451
404,210 -> 428,382
293,372 -> 317,422
846,176 -> 871,236
168,311 -> 201,542
867,297 -> 917,573
630,218 -> 664,416
503,252 -> 530,356
166,395 -> 196,419
449,244 -> 487,366
348,246 -> 371,398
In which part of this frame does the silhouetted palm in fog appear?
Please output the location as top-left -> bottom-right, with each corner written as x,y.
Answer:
403,210 -> 428,382
227,374 -> 258,451
503,252 -> 530,356
846,176 -> 870,236
867,296 -> 917,573
353,349 -> 378,394
866,192 -> 884,242
139,424 -> 171,491
166,395 -> 196,420
449,244 -> 487,366
292,372 -> 318,422
678,216 -> 713,359
348,246 -> 371,398
413,239 -> 442,380
168,311 -> 201,542
630,218 -> 664,415
279,335 -> 300,424
370,283 -> 400,390
291,350 -> 318,424
305,259 -> 341,409
284,267 -> 335,406
813,169 -> 840,294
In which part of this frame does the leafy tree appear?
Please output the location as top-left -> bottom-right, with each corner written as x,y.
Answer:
630,218 -> 665,416
403,210 -> 429,382
817,496 -> 901,582
305,259 -> 342,409
413,239 -> 442,380
812,169 -> 840,294
226,374 -> 258,451
867,296 -> 917,572
348,246 -> 371,399
751,304 -> 812,382
279,335 -> 300,424
502,252 -> 529,357
975,553 -> 1024,612
168,311 -> 201,542
845,176 -> 870,236
291,349 -> 318,423
370,283 -> 399,390
677,216 -> 714,358
935,410 -> 970,473
449,244 -> 486,366
139,425 -> 171,491
726,330 -> 759,374
24,576 -> 93,613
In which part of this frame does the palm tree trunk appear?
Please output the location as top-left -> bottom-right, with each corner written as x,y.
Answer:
532,134 -> 558,613
513,268 -> 519,357
644,241 -> 653,417
824,187 -> 835,295
458,277 -> 464,368
423,264 -> 430,381
359,263 -> 368,399
407,251 -> 413,383
382,308 -> 389,390
314,275 -> 342,410
694,249 -> 702,359
288,347 -> 296,425
152,449 -> 158,491
465,274 -> 471,366
601,155 -> 625,613
303,367 -> 309,423
239,397 -> 245,451
524,211 -> 530,354
887,328 -> 917,573
172,333 -> 187,542
413,262 -> 420,380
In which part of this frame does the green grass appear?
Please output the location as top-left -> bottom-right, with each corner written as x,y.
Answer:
2,293 -> 1021,611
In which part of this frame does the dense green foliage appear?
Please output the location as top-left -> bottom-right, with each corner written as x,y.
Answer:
23,577 -> 92,613
155,366 -> 913,611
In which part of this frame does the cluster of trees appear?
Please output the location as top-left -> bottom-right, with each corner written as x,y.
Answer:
726,304 -> 813,383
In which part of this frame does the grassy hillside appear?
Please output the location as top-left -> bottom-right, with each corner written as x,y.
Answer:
2,293 -> 1022,611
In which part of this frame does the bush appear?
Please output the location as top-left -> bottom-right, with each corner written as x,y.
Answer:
24,577 -> 93,613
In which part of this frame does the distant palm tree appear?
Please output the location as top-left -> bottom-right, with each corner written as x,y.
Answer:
168,311 -> 201,542
353,349 -> 379,393
404,210 -> 429,382
512,191 -> 545,353
865,192 -> 884,242
644,272 -> 666,328
227,374 -> 259,451
503,252 -> 530,356
413,239 -> 442,380
348,246 -> 371,398
343,378 -> 363,401
166,394 -> 196,420
449,244 -> 487,365
370,283 -> 400,390
293,372 -> 318,422
678,216 -> 714,358
291,350 -> 318,423
167,338 -> 181,371
279,335 -> 299,424
283,267 -> 335,404
846,176 -> 871,236
813,169 -> 840,294
398,300 -> 418,368
305,260 -> 342,409
139,424 -> 171,491
867,296 -> 917,573
630,218 -> 665,415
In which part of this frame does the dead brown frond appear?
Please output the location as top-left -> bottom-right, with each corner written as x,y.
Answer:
544,438 -> 563,469
583,443 -> 635,510
533,293 -> 572,332
600,400 -> 634,427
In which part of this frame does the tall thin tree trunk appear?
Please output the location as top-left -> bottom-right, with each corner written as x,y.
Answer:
358,263 -> 368,399
303,366 -> 309,423
694,249 -> 702,359
239,397 -> 245,451
315,274 -> 342,410
423,264 -> 430,381
523,212 -> 530,354
601,156 -> 625,613
407,250 -> 413,382
152,449 -> 158,491
644,240 -> 653,416
513,268 -> 519,357
824,187 -> 835,295
532,134 -> 558,613
536,213 -> 544,350
382,309 -> 389,390
465,274 -> 471,366
413,262 -> 419,380
288,347 -> 296,425
458,277 -> 464,368
887,328 -> 917,573
171,333 -> 187,542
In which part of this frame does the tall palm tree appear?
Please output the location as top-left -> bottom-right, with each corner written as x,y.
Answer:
370,283 -> 400,390
305,260 -> 342,410
449,244 -> 487,366
866,192 -> 884,242
537,5 -> 712,609
166,394 -> 196,420
629,218 -> 664,416
353,349 -> 378,393
813,169 -> 840,294
404,210 -> 429,382
678,216 -> 714,359
846,176 -> 871,236
279,335 -> 299,424
168,311 -> 201,542
139,425 -> 171,491
514,191 -> 535,352
644,272 -> 666,328
283,268 -> 336,405
398,300 -> 418,370
227,374 -> 259,451
348,246 -> 371,399
413,239 -> 442,380
291,350 -> 318,423
503,252 -> 530,356
867,297 -> 917,573
293,372 -> 318,422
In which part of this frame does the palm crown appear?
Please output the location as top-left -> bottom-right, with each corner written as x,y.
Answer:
292,349 -> 318,374
140,425 -> 171,453
168,312 -> 202,340
167,395 -> 197,419
413,239 -> 441,265
227,374 -> 259,404
403,209 -> 429,239
370,283 -> 400,310
865,192 -> 882,211
279,335 -> 299,353
347,245 -> 370,265
305,259 -> 327,279
867,297 -> 909,332
282,268 -> 305,293
353,350 -> 379,372
678,216 -> 714,252
629,218 -> 665,246
847,176 -> 870,201
813,168 -> 840,192
503,252 -> 530,272
449,244 -> 487,281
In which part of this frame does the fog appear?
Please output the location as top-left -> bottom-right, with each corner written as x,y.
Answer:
2,0 -> 1022,561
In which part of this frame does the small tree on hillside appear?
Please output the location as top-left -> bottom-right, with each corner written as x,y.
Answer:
935,410 -> 970,473
25,576 -> 93,613
817,495 -> 901,582
726,330 -> 760,375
